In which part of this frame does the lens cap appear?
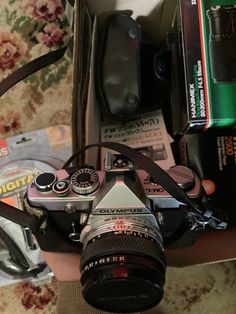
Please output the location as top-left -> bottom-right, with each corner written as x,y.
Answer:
82,265 -> 164,313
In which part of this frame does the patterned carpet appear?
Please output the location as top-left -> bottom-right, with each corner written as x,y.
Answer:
0,0 -> 71,313
0,1 -> 236,314
0,0 -> 73,138
0,279 -> 58,313
0,262 -> 236,314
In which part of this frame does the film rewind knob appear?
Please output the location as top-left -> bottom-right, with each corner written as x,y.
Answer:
35,173 -> 57,193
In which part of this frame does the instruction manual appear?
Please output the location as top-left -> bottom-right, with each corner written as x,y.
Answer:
101,110 -> 175,170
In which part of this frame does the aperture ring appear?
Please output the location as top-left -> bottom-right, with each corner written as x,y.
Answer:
80,234 -> 165,271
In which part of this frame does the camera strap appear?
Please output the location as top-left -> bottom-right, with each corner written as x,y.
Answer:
0,142 -> 227,233
0,43 -> 70,97
63,142 -> 228,230
0,200 -> 44,233
0,0 -> 76,98
0,0 -> 80,97
0,46 -> 65,223
0,0 -> 92,168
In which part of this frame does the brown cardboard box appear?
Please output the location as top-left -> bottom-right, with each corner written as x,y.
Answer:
72,0 -> 236,266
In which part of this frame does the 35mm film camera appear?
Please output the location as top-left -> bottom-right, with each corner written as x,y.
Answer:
0,143 -> 227,313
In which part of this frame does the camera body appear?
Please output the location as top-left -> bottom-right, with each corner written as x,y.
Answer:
24,152 -> 212,313
26,153 -> 202,250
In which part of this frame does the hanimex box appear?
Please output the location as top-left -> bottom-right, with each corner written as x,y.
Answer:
169,0 -> 236,134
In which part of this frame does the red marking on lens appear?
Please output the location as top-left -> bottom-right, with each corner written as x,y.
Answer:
113,269 -> 128,278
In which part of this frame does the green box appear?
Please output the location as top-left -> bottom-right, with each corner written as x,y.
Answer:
171,0 -> 236,133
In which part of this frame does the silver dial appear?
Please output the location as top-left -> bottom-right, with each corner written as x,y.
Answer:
167,166 -> 195,190
70,168 -> 99,195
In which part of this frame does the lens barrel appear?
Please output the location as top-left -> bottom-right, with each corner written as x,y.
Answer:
80,234 -> 165,313
207,6 -> 236,83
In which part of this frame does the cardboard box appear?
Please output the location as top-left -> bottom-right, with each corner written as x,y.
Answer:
174,129 -> 236,226
167,129 -> 236,266
169,0 -> 236,134
76,0 -> 236,266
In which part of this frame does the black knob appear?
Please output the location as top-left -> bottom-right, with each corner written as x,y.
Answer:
35,173 -> 57,193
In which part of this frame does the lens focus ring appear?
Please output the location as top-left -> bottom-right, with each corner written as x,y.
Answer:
80,234 -> 165,271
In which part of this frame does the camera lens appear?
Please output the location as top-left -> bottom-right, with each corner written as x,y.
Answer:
80,226 -> 165,313
207,6 -> 236,83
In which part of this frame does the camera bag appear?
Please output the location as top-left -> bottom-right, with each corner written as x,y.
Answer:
96,12 -> 142,120
95,11 -> 170,121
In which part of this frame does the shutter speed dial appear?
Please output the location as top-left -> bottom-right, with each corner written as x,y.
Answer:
70,168 -> 99,195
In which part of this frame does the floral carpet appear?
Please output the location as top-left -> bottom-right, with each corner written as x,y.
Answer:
0,0 -> 71,312
0,262 -> 236,314
0,1 -> 236,314
0,0 -> 73,138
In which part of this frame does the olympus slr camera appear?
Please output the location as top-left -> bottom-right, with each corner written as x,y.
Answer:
23,148 -> 223,313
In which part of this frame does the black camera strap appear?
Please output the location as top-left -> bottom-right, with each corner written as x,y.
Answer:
63,142 -> 228,230
0,200 -> 44,233
0,0 -> 76,97
64,142 -> 198,208
0,142 -> 227,233
0,0 -> 91,169
0,43 -> 70,97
